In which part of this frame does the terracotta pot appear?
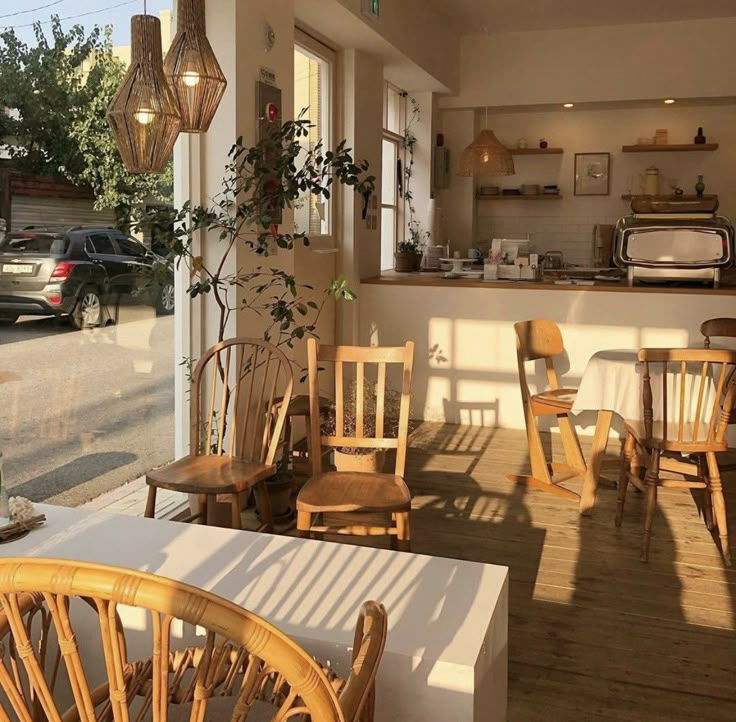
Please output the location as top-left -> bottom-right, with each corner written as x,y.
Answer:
394,252 -> 421,273
334,449 -> 386,473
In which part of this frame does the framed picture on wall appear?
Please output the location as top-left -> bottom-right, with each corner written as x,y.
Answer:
574,152 -> 610,196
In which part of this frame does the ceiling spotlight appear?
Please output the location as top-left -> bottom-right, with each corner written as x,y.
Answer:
563,103 -> 574,109
664,98 -> 676,104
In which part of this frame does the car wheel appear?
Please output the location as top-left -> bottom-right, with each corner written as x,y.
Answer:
0,313 -> 20,326
156,281 -> 175,315
70,288 -> 103,330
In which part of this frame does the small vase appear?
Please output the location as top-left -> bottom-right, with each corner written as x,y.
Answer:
695,175 -> 705,197
694,127 -> 706,145
539,139 -> 548,149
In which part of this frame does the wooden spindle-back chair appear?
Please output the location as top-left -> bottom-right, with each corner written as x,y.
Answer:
296,339 -> 415,551
0,557 -> 387,722
507,319 -> 587,501
616,348 -> 736,564
146,338 -> 294,532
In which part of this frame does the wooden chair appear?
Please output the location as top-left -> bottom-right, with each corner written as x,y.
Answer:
146,338 -> 294,532
702,317 -> 736,471
615,349 -> 736,564
507,319 -> 587,501
0,557 -> 387,722
296,339 -> 415,551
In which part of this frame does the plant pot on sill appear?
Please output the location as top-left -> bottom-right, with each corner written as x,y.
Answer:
334,449 -> 386,473
255,475 -> 294,523
394,252 -> 422,273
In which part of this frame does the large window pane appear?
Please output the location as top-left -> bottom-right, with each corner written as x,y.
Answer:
381,208 -> 396,271
382,139 -> 397,205
294,43 -> 331,236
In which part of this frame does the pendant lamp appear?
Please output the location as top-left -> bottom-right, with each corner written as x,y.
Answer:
458,129 -> 515,177
164,0 -> 227,133
107,13 -> 182,174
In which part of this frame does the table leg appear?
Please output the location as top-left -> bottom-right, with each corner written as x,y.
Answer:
580,410 -> 613,516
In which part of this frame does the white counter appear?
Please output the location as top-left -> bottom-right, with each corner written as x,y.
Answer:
3,505 -> 509,722
360,277 -> 736,432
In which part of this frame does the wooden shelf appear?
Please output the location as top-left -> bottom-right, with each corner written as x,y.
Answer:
478,194 -> 563,201
621,194 -> 717,201
511,147 -> 564,155
621,143 -> 719,153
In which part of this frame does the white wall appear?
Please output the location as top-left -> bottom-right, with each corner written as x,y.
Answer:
437,103 -> 736,261
443,18 -> 736,110
359,283 -> 736,434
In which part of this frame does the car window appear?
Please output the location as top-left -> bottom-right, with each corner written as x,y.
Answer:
0,234 -> 68,255
116,237 -> 148,258
87,233 -> 116,255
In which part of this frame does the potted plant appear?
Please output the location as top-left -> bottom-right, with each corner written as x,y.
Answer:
322,381 -> 402,473
141,115 -> 375,522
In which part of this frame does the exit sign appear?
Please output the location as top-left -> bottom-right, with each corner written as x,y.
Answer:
362,0 -> 380,17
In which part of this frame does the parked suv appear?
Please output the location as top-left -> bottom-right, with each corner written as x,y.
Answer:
0,226 -> 175,329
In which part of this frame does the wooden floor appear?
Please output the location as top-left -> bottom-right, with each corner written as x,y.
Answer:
400,422 -> 736,722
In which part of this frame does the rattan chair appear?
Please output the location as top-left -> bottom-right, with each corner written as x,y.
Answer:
0,557 -> 387,722
145,338 -> 294,532
615,349 -> 736,564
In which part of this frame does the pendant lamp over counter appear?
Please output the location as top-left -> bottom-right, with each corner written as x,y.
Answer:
164,0 -> 227,133
107,13 -> 182,174
458,129 -> 515,177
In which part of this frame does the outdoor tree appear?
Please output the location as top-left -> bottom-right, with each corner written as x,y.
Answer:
0,17 -> 172,220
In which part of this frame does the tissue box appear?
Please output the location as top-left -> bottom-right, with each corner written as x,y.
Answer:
497,265 -> 522,280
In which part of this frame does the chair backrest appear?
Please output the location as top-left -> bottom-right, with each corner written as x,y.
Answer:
0,558 -> 388,722
701,317 -> 736,348
638,348 -> 736,450
191,338 -> 293,464
307,339 -> 415,477
514,320 -> 565,399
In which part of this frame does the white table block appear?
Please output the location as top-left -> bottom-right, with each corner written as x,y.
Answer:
3,505 -> 509,721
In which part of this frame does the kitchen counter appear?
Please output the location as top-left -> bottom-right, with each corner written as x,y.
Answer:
364,271 -> 736,296
358,274 -> 736,431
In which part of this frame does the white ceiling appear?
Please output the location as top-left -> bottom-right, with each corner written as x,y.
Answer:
431,0 -> 736,33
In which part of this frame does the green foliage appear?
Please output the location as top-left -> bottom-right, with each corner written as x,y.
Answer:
399,90 -> 429,253
137,116 -> 375,348
0,17 -> 172,217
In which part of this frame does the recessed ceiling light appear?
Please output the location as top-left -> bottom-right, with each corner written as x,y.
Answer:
664,98 -> 676,104
563,103 -> 574,109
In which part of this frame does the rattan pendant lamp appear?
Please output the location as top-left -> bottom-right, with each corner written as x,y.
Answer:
107,3 -> 182,174
458,107 -> 515,177
164,0 -> 227,133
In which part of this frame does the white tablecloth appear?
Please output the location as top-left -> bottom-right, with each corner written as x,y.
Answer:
572,349 -> 717,438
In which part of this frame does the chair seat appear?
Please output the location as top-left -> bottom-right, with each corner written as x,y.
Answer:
533,387 -> 578,409
146,455 -> 276,495
297,471 -> 412,513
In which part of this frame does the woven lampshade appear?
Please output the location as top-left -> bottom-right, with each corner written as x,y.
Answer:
164,0 -> 227,133
107,14 -> 182,174
458,129 -> 515,177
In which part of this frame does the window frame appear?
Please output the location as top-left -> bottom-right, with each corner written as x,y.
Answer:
294,29 -> 336,239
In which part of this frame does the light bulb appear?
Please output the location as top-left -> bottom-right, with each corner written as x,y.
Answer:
563,103 -> 574,109
664,98 -> 676,105
481,151 -> 490,163
134,108 -> 155,125
182,70 -> 201,88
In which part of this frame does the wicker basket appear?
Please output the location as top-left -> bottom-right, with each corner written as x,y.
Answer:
394,252 -> 422,273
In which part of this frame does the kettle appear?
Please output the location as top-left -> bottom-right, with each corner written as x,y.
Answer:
639,166 -> 660,196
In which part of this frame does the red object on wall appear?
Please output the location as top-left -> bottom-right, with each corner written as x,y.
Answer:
266,102 -> 279,122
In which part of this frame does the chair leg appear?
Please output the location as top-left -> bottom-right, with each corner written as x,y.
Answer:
558,413 -> 586,473
706,451 -> 731,566
396,511 -> 411,553
144,485 -> 157,519
525,403 -> 554,484
230,494 -> 242,531
196,494 -> 209,525
615,433 -> 635,527
698,455 -> 715,531
296,511 -> 312,539
255,481 -> 274,534
641,450 -> 660,563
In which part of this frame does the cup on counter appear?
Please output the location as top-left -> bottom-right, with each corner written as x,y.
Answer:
453,251 -> 461,259
468,248 -> 482,260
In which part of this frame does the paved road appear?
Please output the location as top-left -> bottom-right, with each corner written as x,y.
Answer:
0,307 -> 174,506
